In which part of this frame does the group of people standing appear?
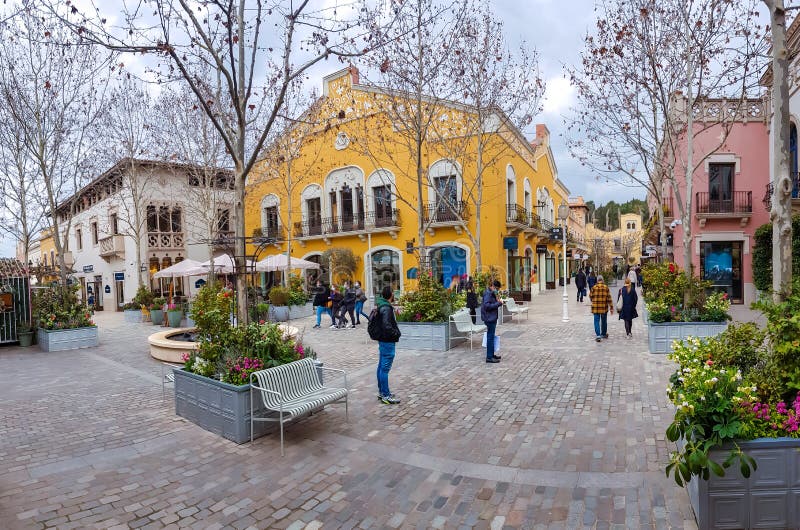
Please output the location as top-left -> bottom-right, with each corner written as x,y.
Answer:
574,264 -> 640,342
310,279 -> 370,329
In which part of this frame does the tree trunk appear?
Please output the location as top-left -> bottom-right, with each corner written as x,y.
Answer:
682,37 -> 695,282
285,162 -> 292,288
415,2 -> 427,264
768,0 -> 793,301
475,134 -> 484,271
234,163 -> 248,323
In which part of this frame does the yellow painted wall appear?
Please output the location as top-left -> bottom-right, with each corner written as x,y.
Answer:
245,68 -> 570,292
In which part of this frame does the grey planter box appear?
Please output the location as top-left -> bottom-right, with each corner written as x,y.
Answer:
687,437 -> 800,530
288,302 -> 314,320
123,309 -> 143,323
648,321 -> 727,354
37,326 -> 99,352
397,321 -> 453,351
173,368 -> 274,444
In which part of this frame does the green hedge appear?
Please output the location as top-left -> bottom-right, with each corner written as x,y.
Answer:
752,215 -> 800,292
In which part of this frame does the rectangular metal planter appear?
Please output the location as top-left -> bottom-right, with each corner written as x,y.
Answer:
688,437 -> 800,530
173,368 -> 275,444
397,321 -> 453,351
123,309 -> 144,323
288,302 -> 314,320
37,326 -> 99,352
648,321 -> 727,354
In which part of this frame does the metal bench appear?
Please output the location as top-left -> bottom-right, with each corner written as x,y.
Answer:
250,358 -> 348,455
502,297 -> 529,320
449,309 -> 487,351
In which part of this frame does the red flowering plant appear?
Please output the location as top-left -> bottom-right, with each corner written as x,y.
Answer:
32,285 -> 94,330
641,262 -> 718,323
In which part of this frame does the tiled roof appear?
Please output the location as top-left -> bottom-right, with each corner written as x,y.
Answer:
0,258 -> 29,279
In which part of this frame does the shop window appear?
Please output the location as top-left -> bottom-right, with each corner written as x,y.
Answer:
91,222 -> 98,245
76,228 -> 83,250
371,249 -> 400,297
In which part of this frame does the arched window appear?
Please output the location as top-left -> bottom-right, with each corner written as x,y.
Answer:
260,194 -> 280,238
366,170 -> 396,227
370,249 -> 400,297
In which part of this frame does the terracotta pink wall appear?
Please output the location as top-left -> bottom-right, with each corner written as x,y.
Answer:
666,119 -> 769,303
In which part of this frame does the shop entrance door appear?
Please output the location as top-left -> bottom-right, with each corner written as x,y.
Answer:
508,255 -> 531,301
92,275 -> 103,310
700,241 -> 743,304
115,279 -> 125,311
545,253 -> 556,290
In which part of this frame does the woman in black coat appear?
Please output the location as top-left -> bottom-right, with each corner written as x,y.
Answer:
617,278 -> 639,338
465,279 -> 479,324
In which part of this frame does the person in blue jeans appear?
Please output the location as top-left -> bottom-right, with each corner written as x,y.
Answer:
481,280 -> 504,363
310,280 -> 332,328
353,281 -> 370,324
372,285 -> 401,404
589,275 -> 614,341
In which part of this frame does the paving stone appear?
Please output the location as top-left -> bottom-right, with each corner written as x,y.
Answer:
0,294 -> 698,528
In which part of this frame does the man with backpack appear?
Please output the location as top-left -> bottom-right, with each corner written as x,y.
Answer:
368,286 -> 402,404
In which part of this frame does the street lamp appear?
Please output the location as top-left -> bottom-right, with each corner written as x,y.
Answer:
557,203 -> 570,323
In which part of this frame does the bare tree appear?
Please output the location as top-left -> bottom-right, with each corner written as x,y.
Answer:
0,109 -> 43,265
433,5 -> 544,270
566,0 -> 767,275
103,76 -> 159,287
0,11 -> 112,284
50,0 -> 387,321
356,0 -> 472,264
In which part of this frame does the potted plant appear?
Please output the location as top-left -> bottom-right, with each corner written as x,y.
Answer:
395,269 -> 465,351
0,282 -> 14,311
150,297 -> 166,326
33,285 -> 98,352
175,283 -> 308,443
268,286 -> 290,322
166,302 -> 184,327
122,301 -> 143,322
16,320 -> 34,347
642,262 -> 731,354
287,274 -> 312,319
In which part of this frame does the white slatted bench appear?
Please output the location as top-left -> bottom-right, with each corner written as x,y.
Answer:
250,358 -> 348,455
449,309 -> 487,351
502,297 -> 529,320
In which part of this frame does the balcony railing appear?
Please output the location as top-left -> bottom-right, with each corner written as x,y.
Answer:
147,231 -> 185,250
662,197 -> 674,219
506,203 -> 531,225
695,191 -> 752,215
423,201 -> 469,224
211,231 -> 235,249
252,226 -> 284,241
99,235 -> 125,259
763,174 -> 800,210
292,209 -> 400,239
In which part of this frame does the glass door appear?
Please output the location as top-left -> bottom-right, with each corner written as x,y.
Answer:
700,241 -> 742,304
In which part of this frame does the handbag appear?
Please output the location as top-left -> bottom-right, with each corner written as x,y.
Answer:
616,289 -> 623,312
481,332 -> 500,352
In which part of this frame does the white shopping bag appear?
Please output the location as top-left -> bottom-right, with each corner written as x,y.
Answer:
481,332 -> 500,352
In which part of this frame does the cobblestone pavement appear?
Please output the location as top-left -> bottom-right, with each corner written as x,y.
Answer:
0,290 -> 699,529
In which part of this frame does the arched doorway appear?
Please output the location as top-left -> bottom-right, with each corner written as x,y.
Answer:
303,253 -> 328,285
370,249 -> 401,297
429,245 -> 468,287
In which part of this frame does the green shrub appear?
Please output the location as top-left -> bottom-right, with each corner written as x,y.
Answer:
397,268 -> 464,322
132,285 -> 154,308
287,274 -> 308,306
190,284 -> 234,366
751,215 -> 800,294
268,286 -> 290,306
33,285 -> 94,330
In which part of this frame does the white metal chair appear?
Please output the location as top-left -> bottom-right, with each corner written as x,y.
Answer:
502,298 -> 529,320
161,362 -> 182,400
450,309 -> 487,351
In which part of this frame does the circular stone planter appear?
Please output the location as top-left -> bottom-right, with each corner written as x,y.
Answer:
148,324 -> 300,363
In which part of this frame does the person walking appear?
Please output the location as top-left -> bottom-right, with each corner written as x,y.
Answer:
311,280 -> 332,328
589,275 -> 614,342
353,281 -> 369,324
626,265 -> 637,288
617,277 -> 639,338
371,286 -> 401,404
587,269 -> 598,292
340,281 -> 357,329
575,267 -> 587,303
481,280 -> 504,363
465,279 -> 479,325
329,287 -> 344,329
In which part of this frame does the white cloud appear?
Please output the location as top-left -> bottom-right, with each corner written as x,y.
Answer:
542,76 -> 574,116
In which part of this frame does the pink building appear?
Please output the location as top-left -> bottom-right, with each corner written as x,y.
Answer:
650,96 -> 770,305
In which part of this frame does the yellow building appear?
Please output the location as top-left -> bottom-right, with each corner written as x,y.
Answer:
35,228 -> 62,284
584,212 -> 644,276
246,68 -> 574,299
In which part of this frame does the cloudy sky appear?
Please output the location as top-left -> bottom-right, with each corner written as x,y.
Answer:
4,0 -> 765,258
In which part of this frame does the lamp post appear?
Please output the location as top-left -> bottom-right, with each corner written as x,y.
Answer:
557,203 -> 570,323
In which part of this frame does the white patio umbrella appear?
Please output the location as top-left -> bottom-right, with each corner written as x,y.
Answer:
152,258 -> 203,279
255,254 -> 321,272
196,254 -> 256,275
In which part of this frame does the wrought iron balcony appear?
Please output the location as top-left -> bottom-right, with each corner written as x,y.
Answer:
147,231 -> 185,250
252,226 -> 284,241
695,191 -> 752,227
662,197 -> 674,220
292,209 -> 401,240
423,201 -> 468,224
763,174 -> 800,211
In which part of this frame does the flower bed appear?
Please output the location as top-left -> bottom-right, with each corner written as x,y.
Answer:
32,285 -> 97,351
37,326 -> 98,352
665,284 -> 800,528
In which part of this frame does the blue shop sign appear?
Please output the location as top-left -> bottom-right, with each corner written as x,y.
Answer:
83,265 -> 94,273
114,272 -> 125,281
503,237 -> 519,250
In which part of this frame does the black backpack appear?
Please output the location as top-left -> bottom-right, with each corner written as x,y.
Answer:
367,307 -> 381,340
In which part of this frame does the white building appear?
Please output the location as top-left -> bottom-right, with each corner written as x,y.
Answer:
54,159 -> 234,310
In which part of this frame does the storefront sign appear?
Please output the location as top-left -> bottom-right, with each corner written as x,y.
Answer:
536,244 -> 547,253
566,250 -> 573,258
104,285 -> 111,294
83,265 -> 94,273
195,278 -> 207,289
114,272 -> 125,281
549,227 -> 562,240
502,236 -> 518,250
